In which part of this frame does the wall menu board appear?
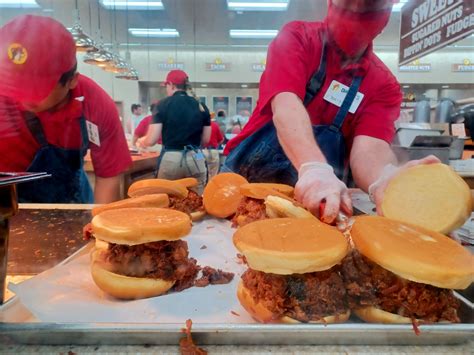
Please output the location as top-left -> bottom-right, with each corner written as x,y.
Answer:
236,96 -> 253,116
399,0 -> 474,66
212,97 -> 229,116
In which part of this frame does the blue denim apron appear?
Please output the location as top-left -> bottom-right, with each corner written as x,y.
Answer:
224,42 -> 363,185
17,112 -> 94,203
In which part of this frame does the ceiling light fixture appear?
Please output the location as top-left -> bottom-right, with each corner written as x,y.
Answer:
442,85 -> 450,89
128,28 -> 180,38
116,67 -> 139,80
100,0 -> 163,10
0,0 -> 39,8
230,29 -> 278,39
227,0 -> 289,11
403,85 -> 410,88
70,1 -> 98,52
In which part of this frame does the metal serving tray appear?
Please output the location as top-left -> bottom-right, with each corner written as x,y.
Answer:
0,243 -> 473,346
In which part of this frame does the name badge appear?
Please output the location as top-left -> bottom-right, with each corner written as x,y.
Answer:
323,80 -> 364,114
86,120 -> 101,147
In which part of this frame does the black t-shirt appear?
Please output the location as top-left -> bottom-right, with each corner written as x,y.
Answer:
153,91 -> 211,149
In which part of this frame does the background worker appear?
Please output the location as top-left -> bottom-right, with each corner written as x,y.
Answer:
137,70 -> 211,193
0,15 -> 131,204
223,0 -> 439,223
203,112 -> 225,179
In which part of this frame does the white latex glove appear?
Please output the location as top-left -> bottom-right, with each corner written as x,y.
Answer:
295,162 -> 352,224
368,155 -> 441,215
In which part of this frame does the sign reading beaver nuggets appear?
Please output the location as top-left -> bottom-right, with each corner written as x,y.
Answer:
399,0 -> 474,66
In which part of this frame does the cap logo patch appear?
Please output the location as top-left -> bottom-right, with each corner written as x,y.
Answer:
7,43 -> 28,65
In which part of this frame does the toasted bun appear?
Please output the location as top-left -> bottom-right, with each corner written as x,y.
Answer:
265,195 -> 315,219
92,194 -> 170,217
234,218 -> 348,274
91,207 -> 192,245
91,259 -> 174,300
240,183 -> 294,199
382,164 -> 472,234
128,179 -> 189,199
354,307 -> 419,324
351,216 -> 474,289
190,210 -> 206,221
237,281 -> 350,324
174,177 -> 199,188
203,173 -> 248,218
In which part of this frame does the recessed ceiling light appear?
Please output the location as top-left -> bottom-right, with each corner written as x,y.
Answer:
128,28 -> 179,38
241,84 -> 248,88
227,0 -> 289,11
392,0 -> 409,13
100,0 -> 163,10
201,84 -> 208,87
403,85 -> 410,88
230,29 -> 278,39
0,0 -> 39,8
442,85 -> 450,89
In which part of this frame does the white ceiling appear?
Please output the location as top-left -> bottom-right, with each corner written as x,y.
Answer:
0,0 -> 472,51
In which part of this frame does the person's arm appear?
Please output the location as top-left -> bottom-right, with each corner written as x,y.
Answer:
272,92 -> 351,222
201,126 -> 212,146
94,175 -> 121,203
132,134 -> 139,146
139,123 -> 162,148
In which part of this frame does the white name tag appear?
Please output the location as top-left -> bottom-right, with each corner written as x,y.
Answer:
323,80 -> 364,114
86,120 -> 101,147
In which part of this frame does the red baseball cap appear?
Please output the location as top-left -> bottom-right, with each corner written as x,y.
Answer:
0,15 -> 77,103
161,70 -> 188,86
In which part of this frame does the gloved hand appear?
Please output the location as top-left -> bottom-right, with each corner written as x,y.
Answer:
295,162 -> 352,224
368,155 -> 441,215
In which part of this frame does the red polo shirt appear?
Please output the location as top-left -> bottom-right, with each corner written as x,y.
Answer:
0,74 -> 132,178
224,20 -> 402,155
205,121 -> 224,148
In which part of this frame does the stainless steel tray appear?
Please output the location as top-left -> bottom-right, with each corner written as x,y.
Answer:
1,240 -> 473,346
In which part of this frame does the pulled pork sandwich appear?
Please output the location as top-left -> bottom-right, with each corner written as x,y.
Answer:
202,173 -> 248,218
128,178 -> 206,221
234,218 -> 350,323
232,183 -> 313,227
90,207 -> 199,299
342,215 -> 474,324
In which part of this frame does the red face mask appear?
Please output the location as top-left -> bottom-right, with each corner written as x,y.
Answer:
326,1 -> 392,57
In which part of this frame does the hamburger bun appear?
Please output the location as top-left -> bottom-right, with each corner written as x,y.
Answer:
240,183 -> 294,199
91,208 -> 192,246
237,281 -> 350,324
381,163 -> 472,234
203,173 -> 248,218
128,179 -> 189,199
353,306 -> 421,324
91,250 -> 174,299
233,218 -> 348,275
351,216 -> 474,289
264,195 -> 315,219
91,194 -> 169,217
174,177 -> 199,188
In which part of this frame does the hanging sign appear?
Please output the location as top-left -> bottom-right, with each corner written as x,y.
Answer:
399,59 -> 432,72
251,59 -> 266,72
206,58 -> 231,71
452,58 -> 474,72
158,57 -> 185,71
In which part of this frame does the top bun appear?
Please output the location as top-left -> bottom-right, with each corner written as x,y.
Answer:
128,179 -> 189,199
91,207 -> 191,245
203,173 -> 248,218
174,177 -> 199,188
92,194 -> 169,217
351,215 -> 474,289
240,183 -> 294,199
382,163 -> 472,234
233,218 -> 348,275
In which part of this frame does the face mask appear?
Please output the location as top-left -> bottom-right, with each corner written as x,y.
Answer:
326,1 -> 392,57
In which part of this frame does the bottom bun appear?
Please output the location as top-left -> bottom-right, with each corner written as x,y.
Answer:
190,210 -> 206,222
91,261 -> 175,300
237,281 -> 350,324
354,306 -> 418,324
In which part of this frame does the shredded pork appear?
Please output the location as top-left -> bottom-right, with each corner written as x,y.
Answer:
169,190 -> 204,216
232,197 -> 267,227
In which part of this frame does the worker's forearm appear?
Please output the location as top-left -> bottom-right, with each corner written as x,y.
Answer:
94,175 -> 121,203
273,96 -> 326,171
350,137 -> 397,192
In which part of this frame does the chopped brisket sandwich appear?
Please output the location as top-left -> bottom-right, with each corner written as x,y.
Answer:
202,173 -> 248,218
234,218 -> 350,323
232,183 -> 313,227
128,178 -> 206,221
342,215 -> 474,323
381,163 -> 472,234
90,207 -> 199,299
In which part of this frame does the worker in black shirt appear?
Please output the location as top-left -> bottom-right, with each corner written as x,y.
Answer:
137,70 -> 211,193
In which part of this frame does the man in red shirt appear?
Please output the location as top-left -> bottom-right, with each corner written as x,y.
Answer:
224,0 -> 439,223
204,113 -> 224,179
0,15 -> 132,203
